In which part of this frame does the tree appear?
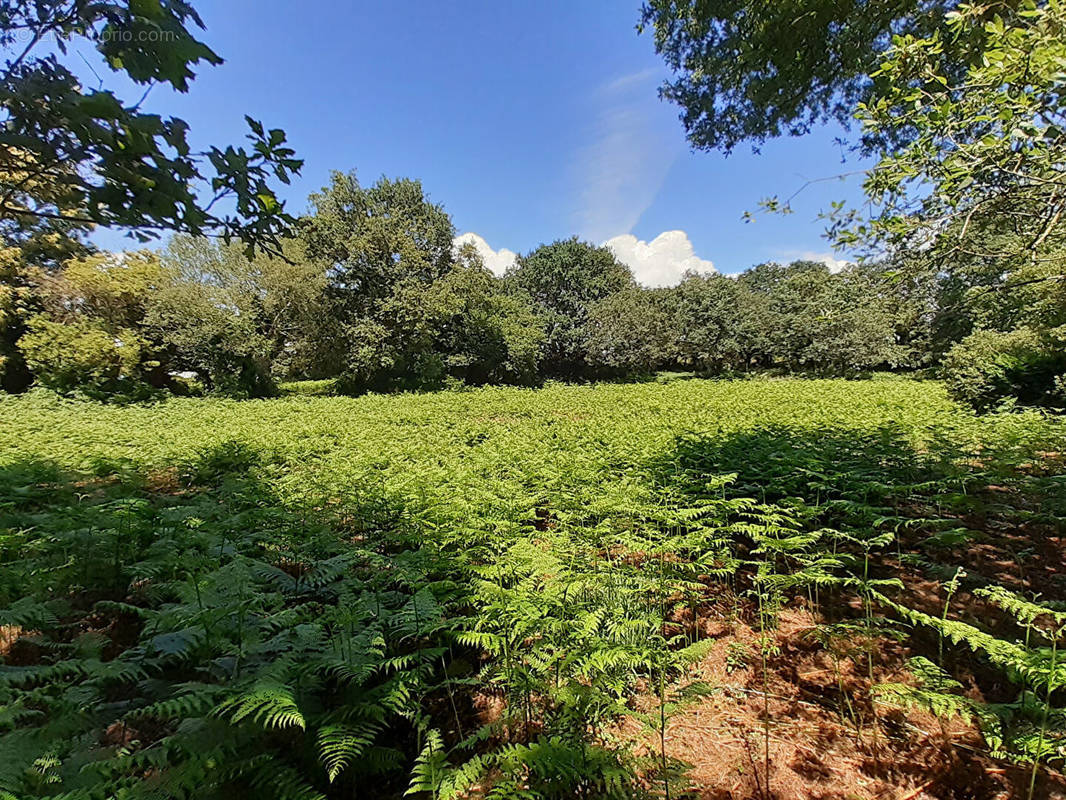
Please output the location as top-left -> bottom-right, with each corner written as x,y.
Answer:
0,152 -> 93,390
337,243 -> 544,393
299,172 -> 464,391
18,317 -> 150,397
148,235 -> 326,396
830,0 -> 1066,271
427,244 -> 543,385
799,267 -> 908,373
0,1 -> 301,250
0,147 -> 92,269
505,237 -> 634,375
737,260 -> 904,373
638,0 -> 968,153
586,286 -> 671,375
666,271 -> 764,372
302,172 -> 455,315
17,251 -> 164,397
37,250 -> 163,327
813,0 -> 1066,404
739,260 -> 830,369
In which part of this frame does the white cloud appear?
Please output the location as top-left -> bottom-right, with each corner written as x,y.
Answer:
573,69 -> 682,244
604,230 -> 715,288
453,232 -> 518,276
778,250 -> 853,273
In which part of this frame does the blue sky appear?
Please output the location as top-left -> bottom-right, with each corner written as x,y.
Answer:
90,0 -> 871,280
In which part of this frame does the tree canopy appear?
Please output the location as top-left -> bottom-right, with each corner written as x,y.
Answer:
638,0 -> 960,152
505,237 -> 634,375
2,0 -> 1063,412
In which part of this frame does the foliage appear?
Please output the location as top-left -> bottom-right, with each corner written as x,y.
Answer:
643,0 -> 1065,410
15,251 -> 165,397
278,379 -> 338,397
0,0 -> 302,251
637,0 -> 963,152
833,0 -> 1066,269
300,172 -> 469,392
3,377 -> 1066,796
0,164 -> 93,392
880,589 -> 1066,772
0,445 -> 462,799
302,172 -> 456,315
17,315 -> 151,398
0,147 -> 93,271
424,244 -> 544,385
333,244 -> 543,393
942,327 -> 1066,411
148,235 -> 327,396
736,260 -> 907,373
586,286 -> 671,375
505,237 -> 634,376
38,251 -> 164,327
667,271 -> 766,372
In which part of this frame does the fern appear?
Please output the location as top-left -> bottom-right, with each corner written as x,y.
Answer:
5,378 -> 1066,797
875,656 -> 976,722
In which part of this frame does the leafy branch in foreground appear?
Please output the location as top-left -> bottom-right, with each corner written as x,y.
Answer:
0,1 -> 302,251
831,0 -> 1066,268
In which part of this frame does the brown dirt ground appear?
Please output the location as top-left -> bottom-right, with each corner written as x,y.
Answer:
616,600 -> 1066,800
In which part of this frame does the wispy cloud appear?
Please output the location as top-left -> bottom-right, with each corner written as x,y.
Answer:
602,67 -> 660,93
573,69 -> 682,243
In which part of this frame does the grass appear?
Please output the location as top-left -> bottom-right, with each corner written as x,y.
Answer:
2,376 -> 1065,799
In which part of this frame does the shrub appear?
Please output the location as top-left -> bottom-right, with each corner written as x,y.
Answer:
278,378 -> 338,396
942,327 -> 1066,411
17,316 -> 155,399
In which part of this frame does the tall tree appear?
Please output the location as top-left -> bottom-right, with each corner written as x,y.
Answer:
667,271 -> 767,372
299,172 -> 460,390
301,172 -> 455,316
586,286 -> 671,375
505,237 -> 633,375
148,235 -> 326,396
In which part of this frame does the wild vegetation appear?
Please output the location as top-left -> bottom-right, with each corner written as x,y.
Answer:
3,6 -> 1063,412
2,377 -> 1066,798
2,0 -> 1066,797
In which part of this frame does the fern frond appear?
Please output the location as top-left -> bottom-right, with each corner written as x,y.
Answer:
215,683 -> 305,731
317,722 -> 380,782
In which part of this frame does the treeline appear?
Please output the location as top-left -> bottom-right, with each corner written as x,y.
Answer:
1,169 -> 1062,409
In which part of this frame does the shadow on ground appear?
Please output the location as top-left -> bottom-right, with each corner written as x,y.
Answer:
640,423 -> 1066,799
0,444 -> 486,800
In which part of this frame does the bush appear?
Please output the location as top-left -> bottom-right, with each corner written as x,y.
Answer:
17,316 -> 156,399
278,378 -> 338,396
942,327 -> 1066,411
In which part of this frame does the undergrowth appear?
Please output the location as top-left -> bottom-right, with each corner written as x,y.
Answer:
2,377 -> 1065,798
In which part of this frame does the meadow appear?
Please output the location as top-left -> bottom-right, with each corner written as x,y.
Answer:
2,376 -> 1066,799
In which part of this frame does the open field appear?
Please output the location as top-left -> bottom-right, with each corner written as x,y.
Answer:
3,376 -> 1066,799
